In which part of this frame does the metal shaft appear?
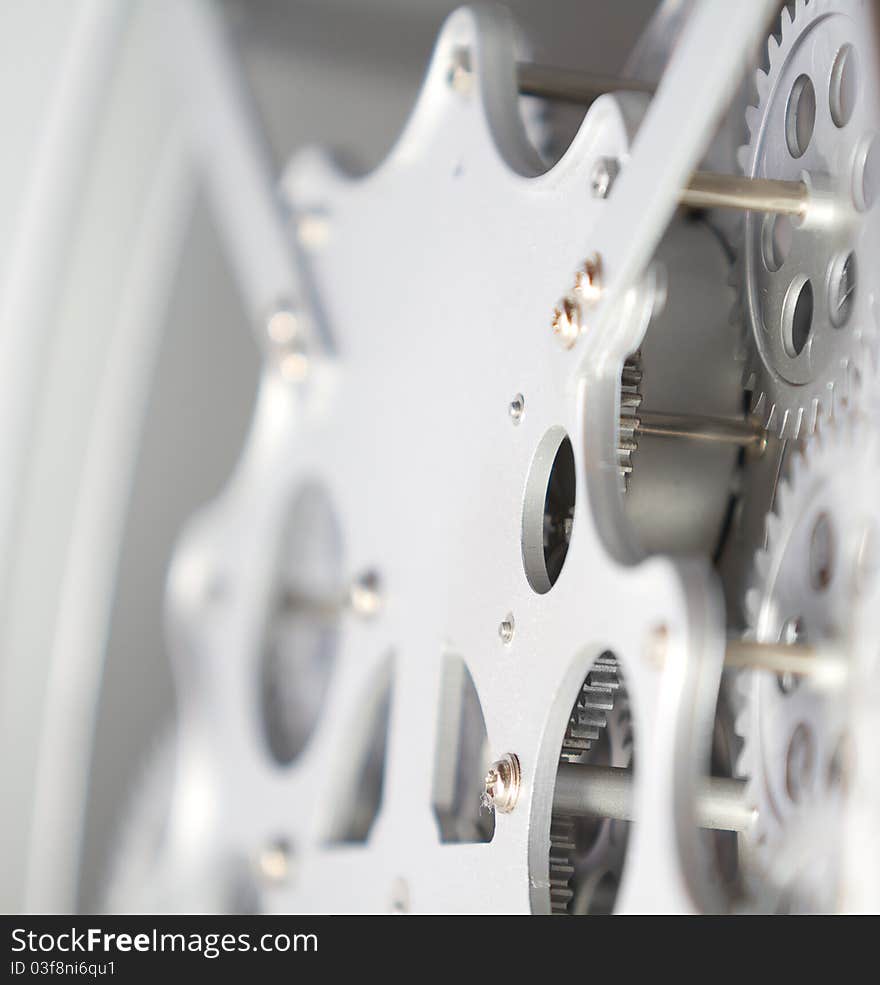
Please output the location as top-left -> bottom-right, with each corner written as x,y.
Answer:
682,171 -> 809,218
725,639 -> 848,688
516,62 -> 653,106
514,64 -> 809,218
634,411 -> 766,450
553,763 -> 752,833
280,588 -> 344,621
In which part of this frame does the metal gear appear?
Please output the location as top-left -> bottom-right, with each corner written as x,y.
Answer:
735,410 -> 880,907
738,0 -> 880,438
617,354 -> 643,491
551,653 -> 633,914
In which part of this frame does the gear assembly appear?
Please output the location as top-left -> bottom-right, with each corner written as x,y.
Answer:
3,0 -> 880,916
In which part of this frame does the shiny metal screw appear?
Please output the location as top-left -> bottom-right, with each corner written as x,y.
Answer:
257,838 -> 292,885
573,253 -> 603,306
498,612 -> 515,645
552,295 -> 583,349
350,570 -> 382,618
266,304 -> 309,382
483,753 -> 522,813
646,624 -> 669,669
509,393 -> 525,425
447,47 -> 473,95
590,157 -> 620,199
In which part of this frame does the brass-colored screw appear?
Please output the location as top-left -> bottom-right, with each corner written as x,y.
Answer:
552,254 -> 603,350
552,295 -> 583,349
573,253 -> 603,306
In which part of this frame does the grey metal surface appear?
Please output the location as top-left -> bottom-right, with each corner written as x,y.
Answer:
79,0 -> 659,912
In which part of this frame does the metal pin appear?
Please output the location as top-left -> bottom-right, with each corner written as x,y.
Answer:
280,588 -> 345,622
516,62 -> 653,106
725,639 -> 848,688
633,411 -> 766,452
552,763 -> 752,833
280,569 -> 383,622
682,171 -> 809,218
514,64 -> 811,219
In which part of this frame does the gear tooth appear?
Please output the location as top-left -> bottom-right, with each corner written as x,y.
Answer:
751,389 -> 767,416
754,542 -> 771,584
764,510 -> 780,549
774,468 -> 792,515
766,33 -> 780,70
734,727 -> 751,777
734,683 -> 753,730
777,405 -> 793,439
781,4 -> 794,33
744,586 -> 762,625
847,360 -> 863,406
807,396 -> 820,434
734,747 -> 750,782
743,366 -> 757,391
745,102 -> 762,138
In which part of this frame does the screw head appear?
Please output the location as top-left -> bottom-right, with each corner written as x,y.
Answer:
266,305 -> 309,382
498,612 -> 515,645
573,254 -> 603,306
297,210 -> 330,250
447,47 -> 473,95
508,393 -> 525,425
482,752 -> 522,813
256,838 -> 293,885
590,156 -> 620,199
552,295 -> 583,349
645,624 -> 669,669
350,569 -> 382,618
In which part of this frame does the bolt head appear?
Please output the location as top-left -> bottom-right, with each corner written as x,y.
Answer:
482,752 -> 521,813
573,254 -> 603,306
646,624 -> 669,669
350,569 -> 382,618
447,47 -> 473,95
266,305 -> 309,382
257,838 -> 292,885
552,296 -> 582,349
508,393 -> 525,425
590,156 -> 620,199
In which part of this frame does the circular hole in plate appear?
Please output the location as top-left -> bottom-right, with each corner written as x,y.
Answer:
782,277 -> 814,358
786,74 -> 816,158
830,43 -> 858,128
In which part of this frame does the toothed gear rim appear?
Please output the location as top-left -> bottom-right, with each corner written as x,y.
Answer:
550,653 -> 633,914
739,0 -> 880,438
618,354 -> 643,491
735,413 -> 880,906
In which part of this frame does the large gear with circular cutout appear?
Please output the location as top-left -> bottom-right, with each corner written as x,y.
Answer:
735,410 -> 880,908
738,0 -> 880,439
